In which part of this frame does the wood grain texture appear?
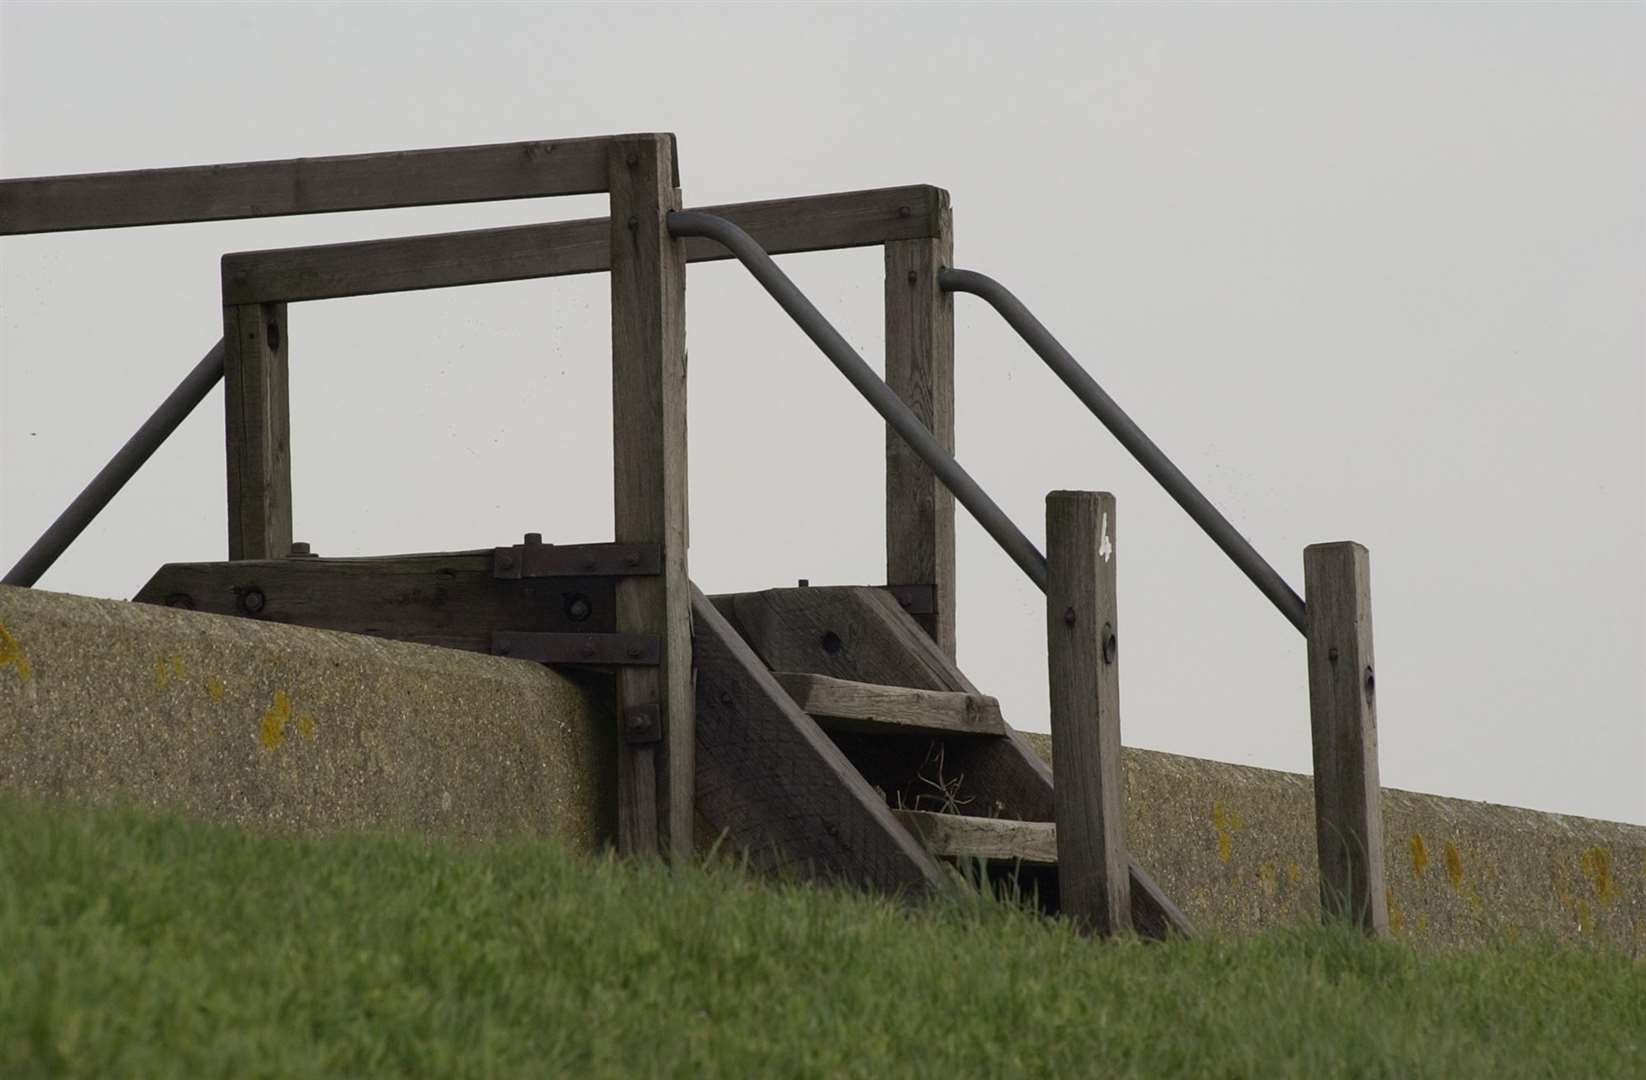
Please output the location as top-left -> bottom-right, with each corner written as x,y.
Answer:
894,810 -> 1057,864
0,136 -> 677,234
222,303 -> 291,561
609,134 -> 692,860
219,185 -> 951,304
713,585 -> 1190,938
692,588 -> 947,893
1045,491 -> 1131,934
884,219 -> 956,657
771,672 -> 1005,736
132,553 -> 617,648
1304,541 -> 1388,936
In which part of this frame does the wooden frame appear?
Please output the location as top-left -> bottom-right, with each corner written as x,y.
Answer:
0,136 -> 676,234
1045,491 -> 1130,935
1304,541 -> 1388,936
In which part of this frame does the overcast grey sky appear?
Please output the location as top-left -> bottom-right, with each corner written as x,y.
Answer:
2,2 -> 1641,825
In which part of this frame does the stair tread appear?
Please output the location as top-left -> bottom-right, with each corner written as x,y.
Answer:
893,809 -> 1057,864
771,671 -> 1007,737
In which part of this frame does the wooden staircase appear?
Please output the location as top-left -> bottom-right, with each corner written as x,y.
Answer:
692,584 -> 1192,939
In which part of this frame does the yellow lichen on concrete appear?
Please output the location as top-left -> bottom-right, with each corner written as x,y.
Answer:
206,674 -> 226,702
297,713 -> 316,741
1211,802 -> 1242,864
1444,840 -> 1463,891
0,623 -> 31,683
1387,886 -> 1404,934
259,690 -> 291,750
1579,847 -> 1615,906
1409,832 -> 1428,880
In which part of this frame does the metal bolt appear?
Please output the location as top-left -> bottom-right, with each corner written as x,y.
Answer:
581,643 -> 596,659
498,552 -> 516,571
626,712 -> 650,733
625,553 -> 640,567
566,596 -> 592,622
1102,623 -> 1118,665
625,150 -> 639,167
627,215 -> 638,231
898,205 -> 912,218
821,631 -> 843,655
240,588 -> 265,614
907,269 -> 918,284
627,646 -> 642,660
288,541 -> 313,558
1364,666 -> 1376,704
798,578 -> 809,588
1328,646 -> 1340,664
524,532 -> 542,546
1063,607 -> 1076,627
719,691 -> 733,707
265,321 -> 282,351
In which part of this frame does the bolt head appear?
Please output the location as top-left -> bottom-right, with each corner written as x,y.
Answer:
240,588 -> 265,614
288,541 -> 310,557
498,552 -> 516,570
524,532 -> 542,546
1063,607 -> 1077,627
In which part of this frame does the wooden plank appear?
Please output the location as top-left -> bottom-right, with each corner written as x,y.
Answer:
222,302 -> 291,561
0,136 -> 675,234
884,217 -> 956,657
132,553 -> 618,649
895,810 -> 1057,864
219,185 -> 951,304
609,134 -> 692,860
693,588 -> 947,893
771,671 -> 1006,736
1304,541 -> 1389,937
714,585 -> 1191,939
1045,491 -> 1131,935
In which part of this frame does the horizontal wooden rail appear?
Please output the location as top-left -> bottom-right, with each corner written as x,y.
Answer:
0,135 -> 679,235
220,186 -> 950,304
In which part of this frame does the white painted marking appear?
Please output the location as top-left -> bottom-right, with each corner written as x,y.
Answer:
1099,511 -> 1113,562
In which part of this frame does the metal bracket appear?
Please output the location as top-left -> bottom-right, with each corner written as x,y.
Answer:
493,540 -> 663,580
491,630 -> 661,666
882,584 -> 936,618
620,703 -> 662,745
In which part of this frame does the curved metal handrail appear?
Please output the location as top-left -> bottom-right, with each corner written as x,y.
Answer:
667,210 -> 1050,591
3,340 -> 226,587
939,268 -> 1307,635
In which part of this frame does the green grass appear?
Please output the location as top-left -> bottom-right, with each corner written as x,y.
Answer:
1,797 -> 1641,1078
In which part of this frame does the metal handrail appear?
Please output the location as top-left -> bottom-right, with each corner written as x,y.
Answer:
939,268 -> 1307,635
667,210 -> 1050,591
3,340 -> 226,587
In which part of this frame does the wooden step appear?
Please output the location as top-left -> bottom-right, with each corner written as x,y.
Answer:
772,672 -> 1007,737
894,810 -> 1056,864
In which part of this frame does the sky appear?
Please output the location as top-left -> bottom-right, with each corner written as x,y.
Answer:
2,2 -> 1641,825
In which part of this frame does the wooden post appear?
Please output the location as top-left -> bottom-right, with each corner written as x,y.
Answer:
223,301 -> 291,561
608,134 -> 692,859
884,206 -> 955,658
1045,490 -> 1131,934
1303,541 -> 1388,936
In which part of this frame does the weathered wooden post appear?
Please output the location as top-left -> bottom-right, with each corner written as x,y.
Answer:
608,134 -> 693,859
1045,490 -> 1131,934
884,197 -> 956,657
1303,541 -> 1388,936
222,300 -> 291,561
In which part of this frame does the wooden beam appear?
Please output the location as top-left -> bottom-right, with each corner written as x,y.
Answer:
223,302 -> 291,561
219,185 -> 951,305
771,671 -> 1006,736
608,134 -> 692,860
133,552 -> 618,648
0,136 -> 677,234
693,589 -> 947,892
895,810 -> 1057,864
884,213 -> 957,657
1304,541 -> 1389,937
1045,491 -> 1131,935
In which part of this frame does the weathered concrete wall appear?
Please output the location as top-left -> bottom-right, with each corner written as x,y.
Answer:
1021,733 -> 1646,951
0,584 -> 615,848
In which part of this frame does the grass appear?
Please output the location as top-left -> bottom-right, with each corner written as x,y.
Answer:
1,796 -> 1641,1078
